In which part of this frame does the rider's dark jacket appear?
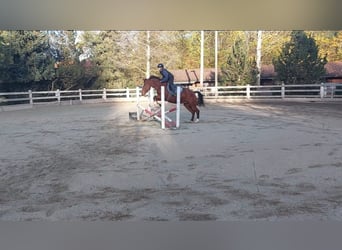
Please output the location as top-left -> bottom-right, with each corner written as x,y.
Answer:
159,68 -> 177,95
159,68 -> 174,84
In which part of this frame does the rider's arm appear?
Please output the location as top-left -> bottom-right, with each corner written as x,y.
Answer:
160,69 -> 169,83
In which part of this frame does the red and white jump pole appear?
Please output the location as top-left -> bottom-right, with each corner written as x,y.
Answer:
160,86 -> 181,129
136,86 -> 181,129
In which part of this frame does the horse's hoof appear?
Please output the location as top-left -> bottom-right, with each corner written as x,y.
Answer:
194,119 -> 199,123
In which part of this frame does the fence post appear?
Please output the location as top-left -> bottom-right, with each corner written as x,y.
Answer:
320,83 -> 325,99
79,89 -> 82,101
102,88 -> 107,100
28,90 -> 33,105
246,85 -> 250,99
56,89 -> 61,103
126,87 -> 130,99
281,83 -> 285,99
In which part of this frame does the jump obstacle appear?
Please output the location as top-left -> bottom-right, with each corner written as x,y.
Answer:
130,86 -> 181,129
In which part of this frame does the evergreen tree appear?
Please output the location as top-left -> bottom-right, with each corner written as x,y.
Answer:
221,35 -> 257,85
0,31 -> 55,90
260,31 -> 291,65
273,30 -> 327,85
306,31 -> 342,62
88,31 -> 124,88
48,30 -> 98,90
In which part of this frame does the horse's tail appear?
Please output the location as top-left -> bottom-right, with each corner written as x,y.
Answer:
194,91 -> 205,106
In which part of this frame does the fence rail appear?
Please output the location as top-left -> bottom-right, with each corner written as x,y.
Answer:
198,83 -> 342,100
0,88 -> 139,106
1,83 -> 342,107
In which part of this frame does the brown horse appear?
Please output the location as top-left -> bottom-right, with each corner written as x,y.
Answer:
141,76 -> 204,122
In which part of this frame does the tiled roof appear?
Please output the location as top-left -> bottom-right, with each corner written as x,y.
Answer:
170,62 -> 342,83
261,64 -> 277,78
171,68 -> 221,83
171,66 -> 277,82
324,61 -> 342,77
262,62 -> 342,78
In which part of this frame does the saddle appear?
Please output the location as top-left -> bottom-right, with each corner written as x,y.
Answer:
167,83 -> 182,96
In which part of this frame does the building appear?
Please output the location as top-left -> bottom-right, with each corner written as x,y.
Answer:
170,62 -> 342,87
260,62 -> 342,85
323,62 -> 342,83
260,65 -> 277,85
171,68 -> 222,87
170,65 -> 278,86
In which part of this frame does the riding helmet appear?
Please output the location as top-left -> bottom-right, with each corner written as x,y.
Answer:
157,63 -> 164,68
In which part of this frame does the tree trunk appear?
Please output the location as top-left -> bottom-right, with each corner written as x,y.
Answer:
256,30 -> 262,85
146,31 -> 151,79
200,30 -> 204,86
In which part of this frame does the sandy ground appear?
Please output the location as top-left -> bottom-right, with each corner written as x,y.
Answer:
1,100 -> 342,221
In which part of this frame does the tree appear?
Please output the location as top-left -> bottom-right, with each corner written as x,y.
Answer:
48,30 -> 97,90
0,31 -> 55,91
274,31 -> 327,85
256,30 -> 262,85
84,31 -> 125,89
259,31 -> 291,65
221,33 -> 257,85
307,31 -> 342,62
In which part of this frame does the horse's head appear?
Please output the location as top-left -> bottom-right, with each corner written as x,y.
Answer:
141,78 -> 151,96
141,76 -> 161,96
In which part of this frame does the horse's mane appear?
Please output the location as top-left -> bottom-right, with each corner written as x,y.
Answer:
148,75 -> 160,80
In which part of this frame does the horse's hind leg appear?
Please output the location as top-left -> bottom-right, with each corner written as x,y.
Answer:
195,106 -> 200,121
189,100 -> 200,122
183,103 -> 195,122
192,105 -> 199,122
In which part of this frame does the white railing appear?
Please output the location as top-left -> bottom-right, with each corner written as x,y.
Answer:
0,88 -> 139,106
0,83 -> 341,107
196,83 -> 342,100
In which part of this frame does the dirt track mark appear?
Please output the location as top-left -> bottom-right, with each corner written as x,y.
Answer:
308,162 -> 342,169
81,211 -> 134,221
178,213 -> 217,221
286,168 -> 303,174
296,182 -> 316,192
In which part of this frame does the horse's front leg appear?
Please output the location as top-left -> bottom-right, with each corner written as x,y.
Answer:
153,95 -> 161,107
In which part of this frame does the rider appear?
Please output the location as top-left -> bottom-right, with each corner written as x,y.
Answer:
157,63 -> 177,96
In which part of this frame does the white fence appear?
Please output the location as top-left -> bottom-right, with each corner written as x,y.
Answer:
0,88 -> 139,106
199,83 -> 342,100
0,83 -> 342,107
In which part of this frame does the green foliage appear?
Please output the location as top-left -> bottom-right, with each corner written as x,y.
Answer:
274,31 -> 327,84
53,61 -> 97,90
221,34 -> 257,85
260,31 -> 291,65
86,31 -> 127,88
0,31 -> 55,87
307,31 -> 342,62
2,30 -> 342,91
48,30 -> 81,62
